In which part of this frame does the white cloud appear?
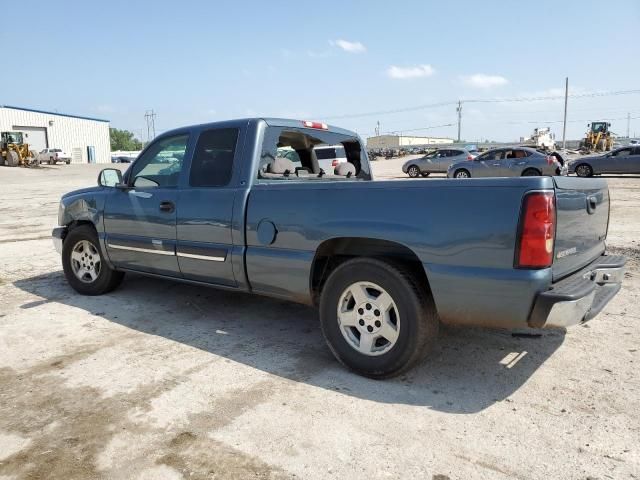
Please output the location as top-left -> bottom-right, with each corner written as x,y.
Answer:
461,74 -> 509,89
386,64 -> 435,80
330,39 -> 366,54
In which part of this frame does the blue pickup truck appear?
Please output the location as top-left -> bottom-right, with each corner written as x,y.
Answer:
53,118 -> 626,378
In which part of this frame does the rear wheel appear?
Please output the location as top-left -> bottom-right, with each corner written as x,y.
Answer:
407,165 -> 420,178
454,168 -> 470,178
319,258 -> 438,378
421,172 -> 430,177
65,160 -> 71,165
522,168 -> 541,176
62,225 -> 124,295
575,164 -> 593,177
49,157 -> 54,165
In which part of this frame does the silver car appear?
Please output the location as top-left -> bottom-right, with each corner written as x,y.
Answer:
402,148 -> 472,177
569,146 -> 640,177
447,147 -> 564,178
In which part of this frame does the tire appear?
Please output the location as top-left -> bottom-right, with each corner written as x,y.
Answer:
420,172 -> 430,177
319,257 -> 438,379
454,168 -> 470,179
407,165 -> 420,178
49,157 -> 54,165
522,168 -> 541,176
65,160 -> 71,165
575,163 -> 593,177
6,150 -> 19,167
62,225 -> 124,295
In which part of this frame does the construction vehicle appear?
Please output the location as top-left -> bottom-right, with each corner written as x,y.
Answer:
580,122 -> 614,153
1,131 -> 37,167
520,127 -> 556,151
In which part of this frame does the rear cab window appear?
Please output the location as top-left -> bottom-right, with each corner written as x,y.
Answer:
189,128 -> 239,187
258,125 -> 371,182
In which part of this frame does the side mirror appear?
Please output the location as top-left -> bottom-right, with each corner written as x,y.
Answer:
98,168 -> 123,188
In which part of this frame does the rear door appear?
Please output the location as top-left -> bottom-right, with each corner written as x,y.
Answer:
552,176 -> 610,280
629,147 -> 640,173
176,126 -> 244,286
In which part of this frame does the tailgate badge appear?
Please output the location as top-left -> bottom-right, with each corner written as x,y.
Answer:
557,247 -> 577,259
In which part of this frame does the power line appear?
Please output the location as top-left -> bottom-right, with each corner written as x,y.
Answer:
319,89 -> 640,121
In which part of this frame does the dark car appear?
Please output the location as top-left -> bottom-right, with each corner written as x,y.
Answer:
569,146 -> 640,177
111,156 -> 135,163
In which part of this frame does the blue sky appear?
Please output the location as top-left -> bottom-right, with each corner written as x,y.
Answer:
5,0 -> 640,141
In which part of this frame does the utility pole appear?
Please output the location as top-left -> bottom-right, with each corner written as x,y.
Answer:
562,77 -> 568,150
627,112 -> 631,138
456,100 -> 462,142
144,110 -> 157,142
375,121 -> 380,136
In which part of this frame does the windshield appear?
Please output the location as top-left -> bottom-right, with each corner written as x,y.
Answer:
2,132 -> 23,144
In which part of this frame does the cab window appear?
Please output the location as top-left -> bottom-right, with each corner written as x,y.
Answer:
130,134 -> 189,188
189,128 -> 239,187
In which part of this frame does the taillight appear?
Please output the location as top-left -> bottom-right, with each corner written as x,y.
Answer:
332,159 -> 339,167
302,120 -> 328,130
516,192 -> 556,269
546,155 -> 554,165
467,155 -> 473,161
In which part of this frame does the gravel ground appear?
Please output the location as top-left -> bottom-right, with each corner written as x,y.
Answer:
0,162 -> 638,480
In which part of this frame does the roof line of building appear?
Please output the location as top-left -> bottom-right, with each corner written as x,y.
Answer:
0,105 -> 110,123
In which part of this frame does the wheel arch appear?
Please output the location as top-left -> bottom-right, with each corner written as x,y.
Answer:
310,237 -> 431,306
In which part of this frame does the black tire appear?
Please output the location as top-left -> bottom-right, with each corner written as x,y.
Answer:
420,172 -> 430,177
319,257 -> 438,379
454,168 -> 470,178
65,160 -> 71,165
49,157 -> 54,165
522,168 -> 541,176
575,163 -> 593,177
407,165 -> 420,178
6,150 -> 19,167
62,225 -> 124,295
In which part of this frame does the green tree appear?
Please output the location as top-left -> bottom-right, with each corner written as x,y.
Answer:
110,128 -> 143,151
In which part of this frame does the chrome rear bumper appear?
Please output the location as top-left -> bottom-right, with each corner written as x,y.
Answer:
528,254 -> 626,328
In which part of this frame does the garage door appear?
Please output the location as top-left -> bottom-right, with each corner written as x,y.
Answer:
13,126 -> 48,151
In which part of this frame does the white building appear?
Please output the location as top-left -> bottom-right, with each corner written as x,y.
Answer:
0,105 -> 110,164
366,134 -> 454,149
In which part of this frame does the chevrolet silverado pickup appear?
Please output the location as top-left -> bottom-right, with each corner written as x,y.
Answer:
52,118 -> 626,378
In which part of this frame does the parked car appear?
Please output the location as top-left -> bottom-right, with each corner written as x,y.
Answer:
447,146 -> 565,178
569,146 -> 640,177
52,118 -> 625,378
402,148 -> 472,177
314,145 -> 347,172
111,155 -> 135,163
38,148 -> 71,165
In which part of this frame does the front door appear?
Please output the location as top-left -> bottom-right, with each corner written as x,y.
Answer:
103,133 -> 190,276
176,127 -> 243,286
473,149 -> 506,177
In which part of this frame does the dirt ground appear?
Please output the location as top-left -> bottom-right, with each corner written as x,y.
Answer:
0,162 -> 638,480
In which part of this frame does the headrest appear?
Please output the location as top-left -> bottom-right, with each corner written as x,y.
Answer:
334,162 -> 356,176
269,156 -> 295,174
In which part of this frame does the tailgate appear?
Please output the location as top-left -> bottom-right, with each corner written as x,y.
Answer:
552,176 -> 609,281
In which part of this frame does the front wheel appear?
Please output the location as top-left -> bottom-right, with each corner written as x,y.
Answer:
454,169 -> 470,178
62,225 -> 124,295
319,258 -> 438,378
575,164 -> 593,177
407,165 -> 420,178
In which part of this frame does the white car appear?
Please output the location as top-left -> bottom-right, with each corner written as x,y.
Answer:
38,148 -> 71,165
314,145 -> 347,172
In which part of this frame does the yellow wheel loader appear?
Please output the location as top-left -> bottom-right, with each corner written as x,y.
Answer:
1,132 -> 37,167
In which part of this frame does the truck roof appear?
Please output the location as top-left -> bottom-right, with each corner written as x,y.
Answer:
158,118 -> 359,140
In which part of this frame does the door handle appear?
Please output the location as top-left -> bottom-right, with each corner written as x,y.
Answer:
159,201 -> 175,213
586,195 -> 597,214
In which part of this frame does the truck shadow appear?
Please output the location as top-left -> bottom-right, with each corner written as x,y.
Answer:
14,271 -> 565,414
